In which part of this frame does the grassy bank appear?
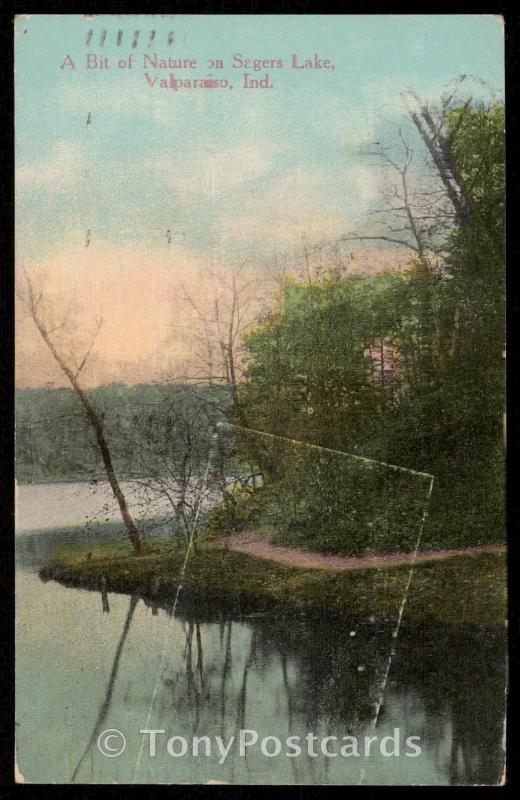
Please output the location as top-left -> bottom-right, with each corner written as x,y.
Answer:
39,535 -> 507,627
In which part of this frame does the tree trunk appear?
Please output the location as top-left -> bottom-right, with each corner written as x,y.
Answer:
71,382 -> 144,555
25,289 -> 144,555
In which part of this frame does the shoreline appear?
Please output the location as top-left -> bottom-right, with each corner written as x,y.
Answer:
37,537 -> 507,627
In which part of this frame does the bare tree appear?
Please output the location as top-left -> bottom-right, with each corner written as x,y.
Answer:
161,264 -> 272,516
18,270 -> 144,555
401,84 -> 470,228
179,264 -> 264,422
354,128 -> 435,265
117,386 -> 225,552
333,76 -> 490,273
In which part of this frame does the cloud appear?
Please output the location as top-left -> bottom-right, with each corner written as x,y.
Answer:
16,140 -> 86,193
158,139 -> 280,201
15,79 -> 394,279
15,130 -> 281,216
202,155 -> 381,255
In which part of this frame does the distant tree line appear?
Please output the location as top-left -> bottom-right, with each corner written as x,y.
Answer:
16,383 -> 230,483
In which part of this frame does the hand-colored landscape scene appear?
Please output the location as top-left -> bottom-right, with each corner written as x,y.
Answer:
15,15 -> 506,785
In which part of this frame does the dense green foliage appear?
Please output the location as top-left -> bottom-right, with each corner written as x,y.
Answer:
234,103 -> 505,551
213,424 -> 431,555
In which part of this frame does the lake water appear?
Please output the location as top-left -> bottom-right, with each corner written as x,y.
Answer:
16,483 -> 507,785
16,479 -> 223,535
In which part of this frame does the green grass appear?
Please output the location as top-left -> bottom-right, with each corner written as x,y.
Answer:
43,535 -> 506,627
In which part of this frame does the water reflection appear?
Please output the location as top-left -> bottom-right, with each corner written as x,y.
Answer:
390,620 -> 506,785
165,597 -> 505,785
17,571 -> 503,785
71,594 -> 139,781
15,485 -> 506,784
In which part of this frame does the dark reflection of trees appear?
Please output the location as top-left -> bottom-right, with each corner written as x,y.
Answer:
220,621 -> 232,726
62,568 -> 506,787
176,620 -> 208,733
166,594 -> 505,786
66,577 -> 505,785
235,630 -> 257,731
240,610 -> 393,732
163,600 -> 397,743
184,621 -> 201,729
100,576 -> 110,613
389,619 -> 506,785
156,613 -> 225,740
71,593 -> 139,782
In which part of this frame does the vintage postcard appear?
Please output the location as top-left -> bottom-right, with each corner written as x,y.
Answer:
15,14 -> 506,785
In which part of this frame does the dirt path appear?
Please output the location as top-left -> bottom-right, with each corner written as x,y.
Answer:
217,532 -> 506,572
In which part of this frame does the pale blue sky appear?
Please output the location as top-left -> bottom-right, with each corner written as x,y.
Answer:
15,14 -> 504,263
